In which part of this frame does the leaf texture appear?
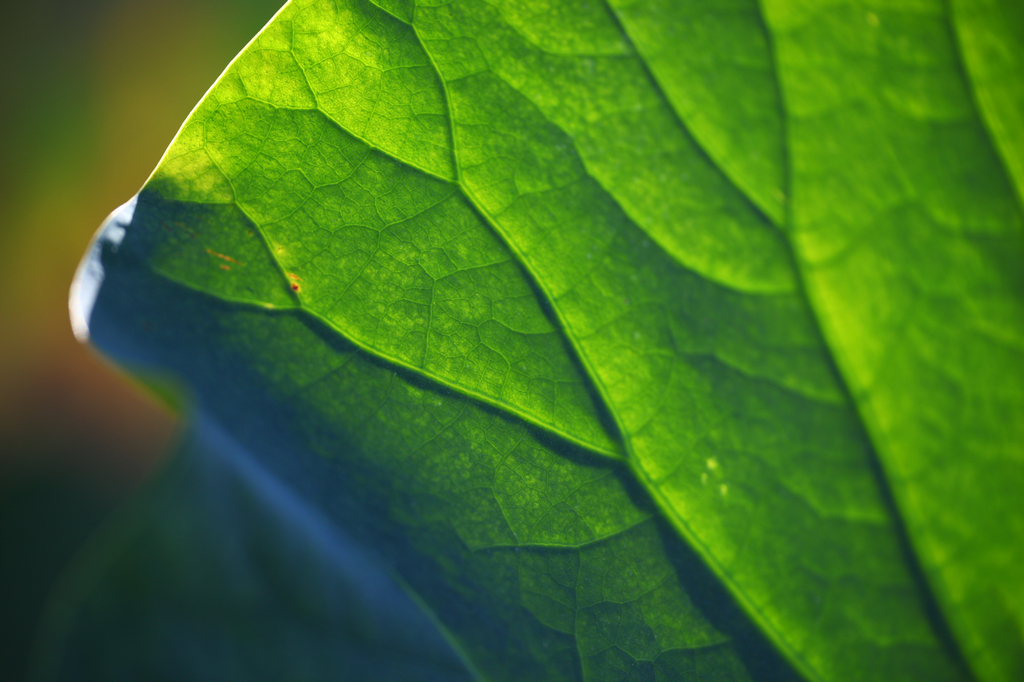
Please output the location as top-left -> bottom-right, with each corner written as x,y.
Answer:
762,1 -> 1024,680
67,216 -> 756,681
61,1 -> 1024,681
953,0 -> 1024,209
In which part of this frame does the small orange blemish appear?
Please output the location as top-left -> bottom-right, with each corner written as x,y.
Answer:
291,283 -> 301,292
206,248 -> 244,266
287,273 -> 302,281
220,264 -> 231,271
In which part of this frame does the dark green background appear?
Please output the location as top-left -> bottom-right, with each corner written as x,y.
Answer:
0,2 -> 281,679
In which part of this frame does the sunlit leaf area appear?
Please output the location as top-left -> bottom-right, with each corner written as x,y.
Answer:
5,1 -> 1022,681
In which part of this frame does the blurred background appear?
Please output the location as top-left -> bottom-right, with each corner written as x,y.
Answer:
0,1 -> 281,678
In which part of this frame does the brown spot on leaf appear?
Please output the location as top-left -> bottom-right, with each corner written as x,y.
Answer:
206,249 -> 244,266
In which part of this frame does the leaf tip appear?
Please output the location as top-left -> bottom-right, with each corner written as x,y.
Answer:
69,196 -> 137,343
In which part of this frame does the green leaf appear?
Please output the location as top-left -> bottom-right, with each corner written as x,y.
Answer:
60,1 -> 1024,681
66,201 -> 761,681
761,2 -> 1024,680
607,0 -> 787,225
953,0 -> 1024,208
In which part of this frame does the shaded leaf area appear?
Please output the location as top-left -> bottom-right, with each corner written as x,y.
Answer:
762,2 -> 1024,680
32,417 -> 472,682
118,0 -> 974,680
62,208 -> 780,682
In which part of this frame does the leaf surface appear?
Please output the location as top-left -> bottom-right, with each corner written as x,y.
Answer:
59,1 -> 1024,681
65,197 -> 759,682
952,0 -> 1024,208
606,0 -> 787,225
761,1 -> 1024,679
